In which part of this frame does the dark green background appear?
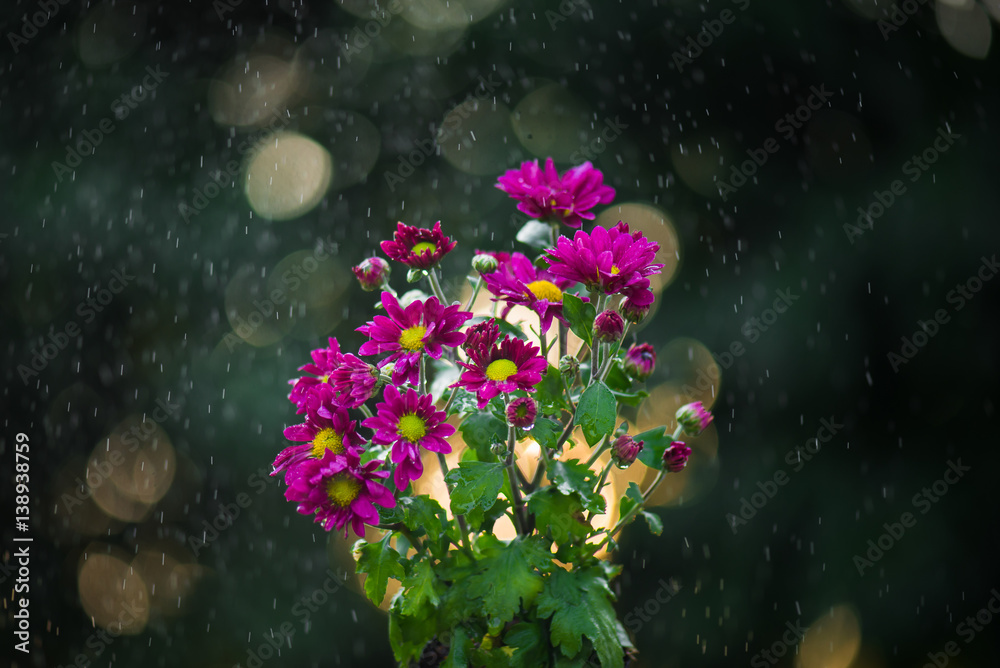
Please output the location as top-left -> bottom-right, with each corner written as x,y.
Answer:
2,0 -> 999,666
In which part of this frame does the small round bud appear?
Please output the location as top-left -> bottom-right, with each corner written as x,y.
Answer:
593,310 -> 625,343
472,253 -> 499,273
676,401 -> 713,437
406,267 -> 426,283
623,343 -> 656,381
611,434 -> 644,469
490,440 -> 507,458
619,296 -> 651,324
352,257 -> 390,291
558,355 -> 580,377
662,441 -> 691,473
506,397 -> 537,429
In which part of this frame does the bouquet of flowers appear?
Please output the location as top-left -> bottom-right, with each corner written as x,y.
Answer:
270,158 -> 713,667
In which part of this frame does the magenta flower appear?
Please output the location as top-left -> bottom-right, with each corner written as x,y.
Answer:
273,400 -> 365,481
352,257 -> 391,291
454,331 -> 548,409
619,295 -> 651,324
506,397 -> 538,429
662,441 -> 692,473
481,252 -> 575,333
593,309 -> 625,343
327,354 -> 380,408
545,222 -> 663,299
288,337 -> 343,411
363,385 -> 455,491
611,434 -> 644,469
282,451 -> 396,537
357,291 -> 472,385
380,221 -> 457,270
676,401 -> 713,436
623,343 -> 656,381
496,158 -> 615,229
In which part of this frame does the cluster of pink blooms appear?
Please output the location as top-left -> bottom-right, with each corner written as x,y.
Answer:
271,158 -> 701,537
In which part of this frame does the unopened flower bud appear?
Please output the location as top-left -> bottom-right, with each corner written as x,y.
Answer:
490,439 -> 507,458
406,267 -> 426,283
352,257 -> 390,291
619,296 -> 651,324
558,355 -> 579,377
472,253 -> 499,274
611,434 -> 644,469
662,441 -> 691,473
593,310 -> 625,343
506,397 -> 537,429
676,401 -> 713,437
623,343 -> 656,381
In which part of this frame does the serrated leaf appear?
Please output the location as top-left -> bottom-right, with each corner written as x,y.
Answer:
398,495 -> 448,543
529,417 -> 563,451
516,219 -> 554,249
355,534 -> 405,605
459,412 -> 507,461
634,425 -> 676,470
467,535 -> 551,624
537,569 -> 624,668
388,605 -> 436,665
534,364 -> 568,411
577,381 -> 617,446
505,621 -> 548,668
618,481 -> 644,518
527,487 -> 592,543
549,459 -> 605,513
562,293 -> 596,347
400,559 -> 440,616
640,510 -> 663,536
445,461 -> 504,516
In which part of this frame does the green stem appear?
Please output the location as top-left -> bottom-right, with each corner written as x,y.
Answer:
359,404 -> 373,419
441,385 -> 460,414
584,435 -> 610,468
464,274 -> 484,312
586,460 -> 615,523
505,423 -> 527,535
427,268 -> 448,304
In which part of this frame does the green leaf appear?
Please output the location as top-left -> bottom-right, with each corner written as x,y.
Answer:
562,293 -> 596,347
537,569 -> 624,668
577,381 -> 617,446
603,361 -> 633,392
635,425 -> 676,470
529,417 -> 563,451
445,461 -> 505,516
534,364 -> 568,412
549,459 -> 605,513
610,388 -> 649,407
505,622 -> 549,668
527,487 -> 592,543
354,534 -> 405,605
388,605 -> 437,665
617,482 -> 662,536
441,627 -> 470,668
398,495 -> 447,540
516,219 -> 554,249
459,412 -> 507,461
640,510 -> 663,536
400,559 -> 440,616
467,535 -> 552,624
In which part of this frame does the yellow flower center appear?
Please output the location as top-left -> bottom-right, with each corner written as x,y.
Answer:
485,359 -> 518,381
311,428 -> 344,459
411,241 -> 437,256
525,280 -> 563,303
399,325 -> 427,351
326,474 -> 361,507
398,413 -> 427,442
610,265 -> 621,275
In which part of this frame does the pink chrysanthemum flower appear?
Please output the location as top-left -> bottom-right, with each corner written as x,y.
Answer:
611,434 -> 644,469
623,343 -> 656,381
357,291 -> 472,385
662,441 -> 692,473
273,400 -> 365,481
676,401 -> 714,436
282,451 -> 396,537
496,158 -> 615,229
545,222 -> 663,299
481,252 -> 575,333
506,396 -> 537,429
363,385 -> 455,491
328,354 -> 380,408
288,337 -> 343,411
454,330 -> 548,409
380,221 -> 457,269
